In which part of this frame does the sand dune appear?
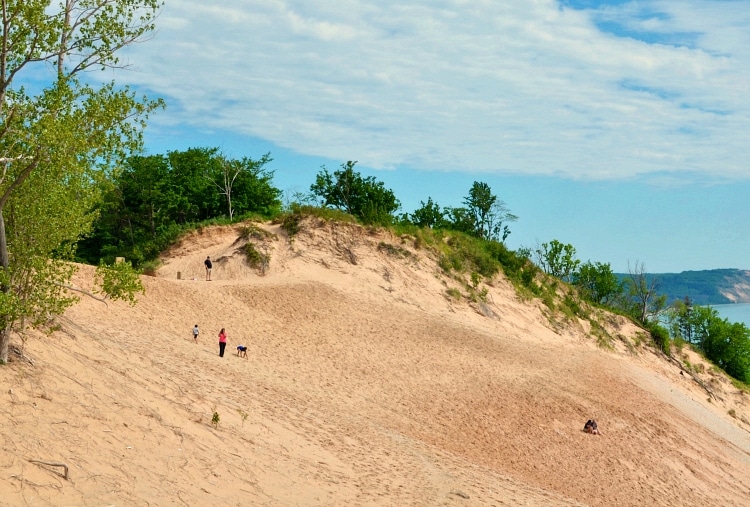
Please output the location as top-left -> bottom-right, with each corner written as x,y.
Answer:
2,219 -> 750,506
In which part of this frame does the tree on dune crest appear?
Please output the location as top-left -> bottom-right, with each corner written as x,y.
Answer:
0,0 -> 163,364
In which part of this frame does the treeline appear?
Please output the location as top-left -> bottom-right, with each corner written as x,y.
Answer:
77,153 -> 518,266
77,148 -> 750,383
77,148 -> 282,265
531,242 -> 750,382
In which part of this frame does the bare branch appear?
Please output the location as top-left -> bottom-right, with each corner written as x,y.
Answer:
55,283 -> 109,307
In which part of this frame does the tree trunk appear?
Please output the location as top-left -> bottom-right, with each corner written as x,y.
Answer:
0,210 -> 8,363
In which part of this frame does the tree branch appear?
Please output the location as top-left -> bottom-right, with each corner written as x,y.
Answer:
28,459 -> 69,480
56,283 -> 109,307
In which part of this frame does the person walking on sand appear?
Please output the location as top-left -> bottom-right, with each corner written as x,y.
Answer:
204,255 -> 213,281
192,324 -> 199,344
218,328 -> 227,357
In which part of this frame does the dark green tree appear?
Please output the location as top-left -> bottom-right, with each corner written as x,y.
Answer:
79,148 -> 282,266
463,181 -> 517,241
210,152 -> 276,220
167,147 -> 223,222
668,303 -> 750,382
444,206 -> 477,236
573,261 -> 622,305
310,161 -> 400,224
409,197 -> 446,229
227,155 -> 282,218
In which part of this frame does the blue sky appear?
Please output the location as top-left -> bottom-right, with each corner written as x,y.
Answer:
103,0 -> 749,273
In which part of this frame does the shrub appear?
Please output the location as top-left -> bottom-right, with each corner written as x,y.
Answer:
647,323 -> 671,355
244,243 -> 270,273
446,287 -> 462,301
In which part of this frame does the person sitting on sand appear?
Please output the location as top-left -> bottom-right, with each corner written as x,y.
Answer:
583,419 -> 600,435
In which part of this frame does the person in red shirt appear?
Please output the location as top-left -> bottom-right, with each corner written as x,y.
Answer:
218,328 -> 227,357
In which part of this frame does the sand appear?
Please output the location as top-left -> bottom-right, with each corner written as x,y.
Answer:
2,218 -> 750,506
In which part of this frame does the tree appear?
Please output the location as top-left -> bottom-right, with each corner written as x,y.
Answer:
0,0 -> 163,363
227,153 -> 282,218
463,181 -> 517,241
310,161 -> 400,224
535,240 -> 580,283
667,303 -> 750,382
78,148 -> 283,266
211,152 -> 273,220
573,260 -> 622,305
409,197 -> 446,229
622,261 -> 667,325
167,147 -> 223,223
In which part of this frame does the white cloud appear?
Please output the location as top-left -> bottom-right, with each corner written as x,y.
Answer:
116,0 -> 750,180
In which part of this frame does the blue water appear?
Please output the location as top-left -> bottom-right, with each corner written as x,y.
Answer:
712,303 -> 750,328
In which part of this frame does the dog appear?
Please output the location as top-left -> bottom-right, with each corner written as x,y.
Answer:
236,345 -> 248,359
583,419 -> 600,435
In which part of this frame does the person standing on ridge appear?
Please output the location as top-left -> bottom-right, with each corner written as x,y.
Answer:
218,328 -> 227,357
192,324 -> 199,344
204,255 -> 213,281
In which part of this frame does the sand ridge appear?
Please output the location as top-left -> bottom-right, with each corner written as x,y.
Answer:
2,219 -> 750,506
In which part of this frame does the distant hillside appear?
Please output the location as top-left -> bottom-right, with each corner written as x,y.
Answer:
617,269 -> 750,305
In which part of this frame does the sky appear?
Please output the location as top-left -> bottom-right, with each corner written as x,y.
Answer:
100,0 -> 749,273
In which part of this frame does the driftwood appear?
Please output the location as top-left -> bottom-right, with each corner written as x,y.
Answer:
28,459 -> 69,480
10,345 -> 33,365
56,283 -> 109,306
665,353 -> 723,402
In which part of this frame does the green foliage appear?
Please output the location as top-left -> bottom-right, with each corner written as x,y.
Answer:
237,409 -> 249,427
589,319 -> 614,350
561,293 -> 587,320
439,252 -> 464,273
95,261 -> 145,306
573,261 -> 622,306
446,287 -> 462,301
377,242 -> 412,259
244,243 -> 270,272
211,411 -> 220,429
213,152 -> 278,220
619,261 -> 667,325
0,0 -> 163,363
239,224 -> 275,242
535,240 -> 580,282
310,161 -> 400,225
275,204 -> 357,240
78,148 -> 283,266
409,197 -> 447,229
666,302 -> 750,381
460,181 -> 517,241
646,322 -> 671,355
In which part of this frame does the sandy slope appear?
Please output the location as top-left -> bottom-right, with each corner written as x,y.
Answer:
2,219 -> 750,506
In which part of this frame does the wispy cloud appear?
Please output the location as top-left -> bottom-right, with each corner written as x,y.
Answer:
114,0 -> 750,180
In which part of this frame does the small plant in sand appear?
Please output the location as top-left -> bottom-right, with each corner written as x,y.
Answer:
212,411 -> 220,429
237,409 -> 249,427
446,287 -> 461,301
244,243 -> 270,273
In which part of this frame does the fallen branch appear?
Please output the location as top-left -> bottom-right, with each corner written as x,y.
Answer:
665,353 -> 723,402
28,459 -> 69,480
55,283 -> 109,307
10,345 -> 33,365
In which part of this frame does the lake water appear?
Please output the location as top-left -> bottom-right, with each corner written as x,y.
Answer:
712,303 -> 750,328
